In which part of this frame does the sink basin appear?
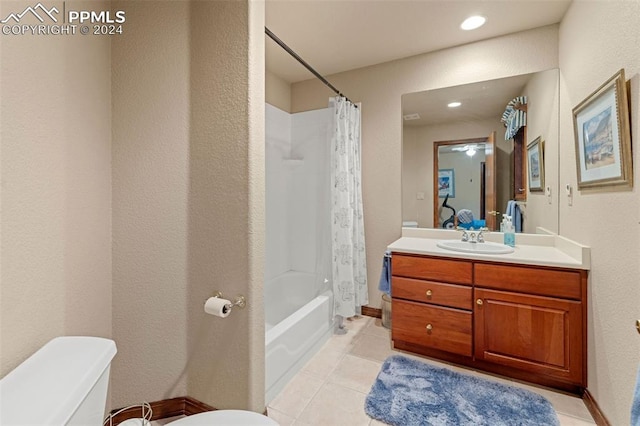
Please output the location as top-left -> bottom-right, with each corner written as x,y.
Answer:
436,240 -> 514,255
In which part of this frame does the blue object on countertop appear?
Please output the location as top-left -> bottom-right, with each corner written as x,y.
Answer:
378,251 -> 391,295
458,219 -> 486,230
473,219 -> 486,229
632,366 -> 640,425
456,210 -> 486,230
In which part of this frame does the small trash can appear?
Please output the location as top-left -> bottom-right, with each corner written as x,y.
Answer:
381,293 -> 392,329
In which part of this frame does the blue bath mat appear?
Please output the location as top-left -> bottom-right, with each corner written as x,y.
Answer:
365,355 -> 559,426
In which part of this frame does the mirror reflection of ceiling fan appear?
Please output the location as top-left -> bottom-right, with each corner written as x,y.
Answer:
450,143 -> 486,156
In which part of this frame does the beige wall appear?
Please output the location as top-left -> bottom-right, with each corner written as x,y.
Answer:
403,119 -> 509,228
187,0 -> 265,411
290,25 -> 559,305
112,0 -> 265,412
401,126 -> 420,224
521,69 -> 559,233
0,0 -> 112,376
111,1 -> 190,407
559,2 -> 640,423
266,69 -> 291,112
2,0 -> 264,413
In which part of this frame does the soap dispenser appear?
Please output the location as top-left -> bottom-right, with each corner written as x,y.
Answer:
503,215 -> 515,247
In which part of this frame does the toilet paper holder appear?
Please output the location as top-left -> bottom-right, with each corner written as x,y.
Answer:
211,291 -> 246,311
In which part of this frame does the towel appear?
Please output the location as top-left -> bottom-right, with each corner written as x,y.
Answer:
632,366 -> 640,425
505,200 -> 523,233
378,251 -> 391,295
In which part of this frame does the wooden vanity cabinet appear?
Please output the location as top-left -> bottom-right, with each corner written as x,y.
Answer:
391,253 -> 588,393
391,255 -> 473,357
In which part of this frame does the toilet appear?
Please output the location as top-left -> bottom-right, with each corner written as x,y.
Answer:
0,337 -> 278,425
170,410 -> 277,425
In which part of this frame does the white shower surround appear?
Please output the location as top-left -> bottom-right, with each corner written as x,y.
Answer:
264,103 -> 333,403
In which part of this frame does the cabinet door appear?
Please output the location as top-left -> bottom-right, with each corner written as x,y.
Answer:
474,288 -> 584,386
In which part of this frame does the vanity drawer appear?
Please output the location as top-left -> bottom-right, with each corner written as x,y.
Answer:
392,277 -> 472,310
392,254 -> 472,285
474,263 -> 582,300
392,299 -> 472,357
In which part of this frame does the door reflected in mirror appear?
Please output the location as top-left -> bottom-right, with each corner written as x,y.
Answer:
402,69 -> 559,234
434,135 -> 497,230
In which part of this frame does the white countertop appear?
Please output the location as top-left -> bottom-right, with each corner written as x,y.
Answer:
388,228 -> 590,270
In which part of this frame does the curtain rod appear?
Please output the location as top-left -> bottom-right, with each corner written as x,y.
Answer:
265,27 -> 357,107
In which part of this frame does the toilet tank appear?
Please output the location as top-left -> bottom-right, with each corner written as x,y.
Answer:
0,336 -> 117,426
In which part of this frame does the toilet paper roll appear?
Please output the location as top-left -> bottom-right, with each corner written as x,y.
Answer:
204,297 -> 232,318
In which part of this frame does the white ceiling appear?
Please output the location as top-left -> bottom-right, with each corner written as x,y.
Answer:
265,0 -> 571,83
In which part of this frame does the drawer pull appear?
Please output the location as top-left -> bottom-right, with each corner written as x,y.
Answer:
426,290 -> 433,298
636,319 -> 640,335
426,324 -> 433,332
476,298 -> 483,305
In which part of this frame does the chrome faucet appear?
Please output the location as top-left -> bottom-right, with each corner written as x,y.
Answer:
477,227 -> 489,243
458,227 -> 470,242
458,227 -> 489,243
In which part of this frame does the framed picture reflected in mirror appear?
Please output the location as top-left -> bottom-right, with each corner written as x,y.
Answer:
527,137 -> 544,192
437,169 -> 455,198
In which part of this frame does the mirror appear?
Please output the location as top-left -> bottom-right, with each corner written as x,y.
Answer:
402,69 -> 559,234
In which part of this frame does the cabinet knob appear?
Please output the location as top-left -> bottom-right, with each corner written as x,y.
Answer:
426,290 -> 432,298
476,298 -> 483,305
426,324 -> 433,332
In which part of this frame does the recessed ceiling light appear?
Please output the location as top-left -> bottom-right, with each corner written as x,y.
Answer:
461,16 -> 486,31
466,147 -> 477,157
447,101 -> 462,108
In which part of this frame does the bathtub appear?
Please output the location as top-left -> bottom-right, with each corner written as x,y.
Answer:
265,271 -> 333,403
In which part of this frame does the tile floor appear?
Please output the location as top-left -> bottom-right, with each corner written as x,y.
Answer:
266,315 -> 596,426
150,315 -> 596,425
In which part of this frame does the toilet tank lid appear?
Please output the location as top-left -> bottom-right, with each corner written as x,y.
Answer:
402,221 -> 418,227
0,336 -> 117,425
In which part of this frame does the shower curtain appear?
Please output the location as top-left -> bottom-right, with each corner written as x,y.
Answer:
329,96 -> 368,319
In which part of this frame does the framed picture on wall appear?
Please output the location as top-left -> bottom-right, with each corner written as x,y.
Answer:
572,69 -> 633,189
438,169 -> 455,198
527,137 -> 544,192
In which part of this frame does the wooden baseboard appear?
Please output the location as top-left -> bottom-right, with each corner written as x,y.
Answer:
361,306 -> 382,318
582,389 -> 610,426
109,396 -> 214,425
183,396 -> 215,416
